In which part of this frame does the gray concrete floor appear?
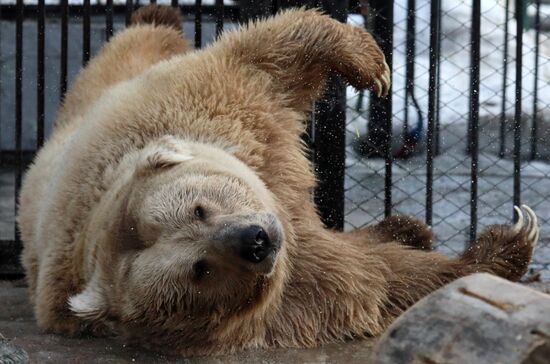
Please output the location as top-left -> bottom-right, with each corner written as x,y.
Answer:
2,279 -> 549,362
0,280 -> 377,363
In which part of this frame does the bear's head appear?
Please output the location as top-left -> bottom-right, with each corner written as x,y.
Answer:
68,136 -> 288,345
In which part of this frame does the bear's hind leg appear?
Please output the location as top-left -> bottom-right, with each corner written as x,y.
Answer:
374,205 -> 539,320
344,215 -> 433,250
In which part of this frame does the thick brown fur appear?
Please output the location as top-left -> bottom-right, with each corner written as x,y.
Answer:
18,6 -> 538,356
346,215 -> 434,250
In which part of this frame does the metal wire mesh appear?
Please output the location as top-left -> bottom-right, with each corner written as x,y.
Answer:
346,0 -> 550,280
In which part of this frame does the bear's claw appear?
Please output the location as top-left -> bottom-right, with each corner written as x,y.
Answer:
381,61 -> 391,97
372,59 -> 391,97
512,205 -> 539,253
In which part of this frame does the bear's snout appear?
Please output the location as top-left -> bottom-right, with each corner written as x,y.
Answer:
220,223 -> 281,264
211,213 -> 283,272
235,225 -> 273,263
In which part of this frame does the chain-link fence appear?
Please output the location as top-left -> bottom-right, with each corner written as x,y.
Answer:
0,0 -> 548,280
346,0 -> 550,280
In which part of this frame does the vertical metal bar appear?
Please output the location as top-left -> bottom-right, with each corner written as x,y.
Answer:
239,0 -> 273,23
272,0 -> 280,13
106,0 -> 114,41
434,3 -> 442,156
530,0 -> 541,160
367,0 -> 393,217
383,2 -> 393,218
0,5 -> 2,148
513,0 -> 523,213
83,0 -> 91,65
195,0 -> 202,48
60,0 -> 68,100
425,0 -> 440,226
125,0 -> 134,27
37,0 -> 45,149
215,0 -> 224,38
15,0 -> 23,242
313,75 -> 347,230
172,0 -> 178,8
499,0 -> 510,158
469,0 -> 481,241
313,0 -> 349,230
150,0 -> 157,4
403,0 -> 415,139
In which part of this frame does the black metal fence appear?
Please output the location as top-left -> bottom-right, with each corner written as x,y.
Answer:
345,0 -> 549,278
0,0 -> 549,279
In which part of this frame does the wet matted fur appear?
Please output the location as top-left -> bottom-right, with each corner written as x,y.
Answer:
18,5 -> 539,356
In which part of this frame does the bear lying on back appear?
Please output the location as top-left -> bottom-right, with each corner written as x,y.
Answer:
18,5 -> 539,355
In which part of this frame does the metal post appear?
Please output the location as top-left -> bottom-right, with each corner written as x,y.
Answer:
513,0 -> 524,215
106,0 -> 114,41
125,0 -> 134,27
426,0 -> 440,226
239,0 -> 273,23
60,0 -> 68,99
365,0 -> 393,217
403,0 -> 415,139
15,0 -> 23,195
14,0 -> 23,272
37,0 -> 45,149
357,0 -> 393,164
434,3 -> 442,156
500,0 -> 510,158
195,0 -> 202,48
215,0 -> 224,37
310,0 -> 348,229
469,0 -> 481,241
530,0 -> 541,160
83,0 -> 91,65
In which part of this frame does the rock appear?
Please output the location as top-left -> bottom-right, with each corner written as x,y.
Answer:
0,339 -> 29,364
372,273 -> 550,364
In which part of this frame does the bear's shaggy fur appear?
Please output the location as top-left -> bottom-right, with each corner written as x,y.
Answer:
18,6 -> 539,355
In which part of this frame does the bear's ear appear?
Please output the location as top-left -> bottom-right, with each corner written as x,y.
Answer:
68,279 -> 107,321
137,136 -> 193,174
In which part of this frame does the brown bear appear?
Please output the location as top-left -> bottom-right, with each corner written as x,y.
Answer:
17,5 -> 539,356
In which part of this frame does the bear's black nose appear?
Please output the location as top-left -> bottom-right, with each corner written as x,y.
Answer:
239,225 -> 272,263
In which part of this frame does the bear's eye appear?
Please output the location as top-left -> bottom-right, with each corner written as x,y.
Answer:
194,205 -> 205,220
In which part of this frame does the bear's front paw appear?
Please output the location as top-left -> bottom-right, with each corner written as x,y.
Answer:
339,27 -> 391,97
461,205 -> 539,281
